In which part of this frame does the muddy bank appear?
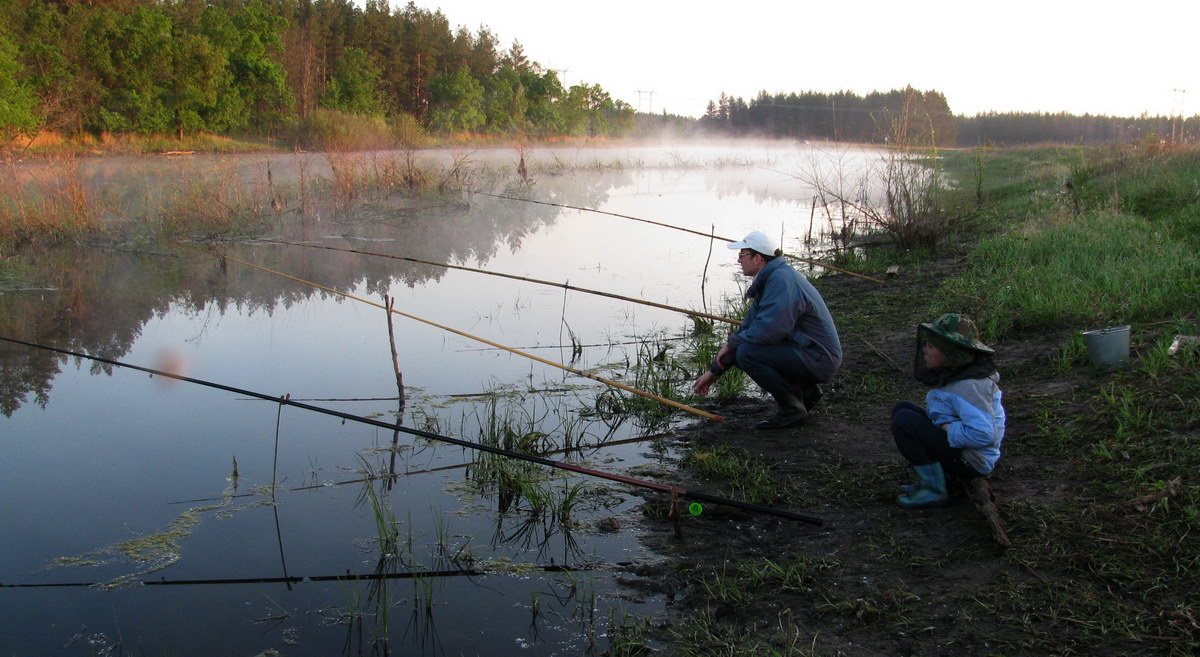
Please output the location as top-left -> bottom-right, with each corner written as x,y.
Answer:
623,251 -> 1127,656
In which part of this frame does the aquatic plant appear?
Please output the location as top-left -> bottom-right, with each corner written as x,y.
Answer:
49,461 -> 251,589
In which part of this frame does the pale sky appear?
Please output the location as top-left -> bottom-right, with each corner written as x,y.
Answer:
414,0 -> 1197,119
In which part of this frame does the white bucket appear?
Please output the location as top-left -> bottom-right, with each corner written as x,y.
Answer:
1082,325 -> 1130,370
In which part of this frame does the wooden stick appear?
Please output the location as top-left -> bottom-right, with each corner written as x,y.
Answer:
864,339 -> 905,373
967,477 -> 1012,547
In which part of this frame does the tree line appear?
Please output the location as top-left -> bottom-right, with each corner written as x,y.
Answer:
0,0 -> 635,143
700,87 -> 959,147
699,89 -> 1195,147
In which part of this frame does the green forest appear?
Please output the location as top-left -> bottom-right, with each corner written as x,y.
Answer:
0,0 -> 1194,149
0,0 -> 635,145
698,89 -> 1197,147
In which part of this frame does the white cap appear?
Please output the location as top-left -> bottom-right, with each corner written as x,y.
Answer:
727,231 -> 778,256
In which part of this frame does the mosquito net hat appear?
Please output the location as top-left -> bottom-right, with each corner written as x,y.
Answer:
916,313 -> 993,369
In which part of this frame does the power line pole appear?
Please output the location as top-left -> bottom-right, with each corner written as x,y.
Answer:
551,67 -> 570,89
637,89 -> 655,114
1172,88 -> 1187,143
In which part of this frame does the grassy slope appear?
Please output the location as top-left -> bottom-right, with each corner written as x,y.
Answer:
634,143 -> 1200,657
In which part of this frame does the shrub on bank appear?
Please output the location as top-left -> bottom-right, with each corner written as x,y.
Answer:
286,109 -> 430,152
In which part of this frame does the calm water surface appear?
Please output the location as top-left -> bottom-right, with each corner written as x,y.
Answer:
0,141 -> 881,655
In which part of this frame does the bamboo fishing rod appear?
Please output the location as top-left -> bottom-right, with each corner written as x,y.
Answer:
217,252 -> 722,422
262,238 -> 739,325
473,191 -> 886,284
0,336 -> 820,525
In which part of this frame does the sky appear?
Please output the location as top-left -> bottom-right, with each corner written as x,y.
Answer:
410,0 -> 1198,119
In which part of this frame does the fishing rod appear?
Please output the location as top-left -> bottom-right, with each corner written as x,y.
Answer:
473,191 -> 886,284
217,252 -> 722,422
0,561 -> 630,589
0,336 -> 821,525
262,238 -> 738,325
473,191 -> 723,240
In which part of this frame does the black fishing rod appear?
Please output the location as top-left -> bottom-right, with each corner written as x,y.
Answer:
474,191 -> 886,284
0,336 -> 822,525
168,431 -> 676,505
0,562 -> 627,589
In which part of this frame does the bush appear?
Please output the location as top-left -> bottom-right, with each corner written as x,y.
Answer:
289,109 -> 396,151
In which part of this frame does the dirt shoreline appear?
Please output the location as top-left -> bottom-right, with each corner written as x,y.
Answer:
623,249 -> 1099,656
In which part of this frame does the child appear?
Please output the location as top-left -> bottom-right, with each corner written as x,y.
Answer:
891,313 -> 1005,509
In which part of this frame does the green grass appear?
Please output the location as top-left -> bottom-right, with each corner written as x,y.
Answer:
936,210 -> 1200,340
683,444 -> 795,506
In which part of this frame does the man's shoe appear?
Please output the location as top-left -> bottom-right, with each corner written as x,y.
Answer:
755,411 -> 808,430
756,392 -> 808,429
803,383 -> 823,408
789,381 -> 823,409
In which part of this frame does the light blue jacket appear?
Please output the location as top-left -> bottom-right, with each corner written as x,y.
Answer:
926,373 -> 1006,474
721,257 -> 842,382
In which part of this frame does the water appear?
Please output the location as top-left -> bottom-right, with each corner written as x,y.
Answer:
0,140 -> 881,655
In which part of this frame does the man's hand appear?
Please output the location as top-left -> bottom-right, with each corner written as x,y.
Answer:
693,371 -> 717,396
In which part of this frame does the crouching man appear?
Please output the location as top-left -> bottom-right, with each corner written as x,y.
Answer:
692,231 -> 843,429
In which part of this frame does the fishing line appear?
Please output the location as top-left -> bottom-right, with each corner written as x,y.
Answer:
262,238 -> 738,325
216,252 -> 723,422
473,191 -> 885,284
0,336 -> 821,525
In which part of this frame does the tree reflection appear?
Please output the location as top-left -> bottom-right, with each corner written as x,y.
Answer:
0,164 -> 631,415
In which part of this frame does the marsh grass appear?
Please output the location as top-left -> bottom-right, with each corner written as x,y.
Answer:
157,162 -> 277,240
600,338 -> 693,430
0,156 -> 105,247
2,140 -> 480,248
462,392 -> 613,538
679,296 -> 752,401
603,607 -> 653,657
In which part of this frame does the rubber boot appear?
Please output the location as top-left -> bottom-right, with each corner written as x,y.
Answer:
896,462 -> 948,509
788,381 -> 823,409
755,392 -> 808,430
898,466 -> 920,494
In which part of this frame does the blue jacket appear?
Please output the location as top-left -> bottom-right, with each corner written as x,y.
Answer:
717,257 -> 843,382
926,373 -> 1006,474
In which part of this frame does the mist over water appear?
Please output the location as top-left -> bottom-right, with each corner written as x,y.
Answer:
0,140 -> 881,656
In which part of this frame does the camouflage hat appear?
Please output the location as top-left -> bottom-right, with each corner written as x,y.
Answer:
919,313 -> 994,354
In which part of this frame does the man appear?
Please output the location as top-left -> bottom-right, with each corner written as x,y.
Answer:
692,231 -> 843,429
